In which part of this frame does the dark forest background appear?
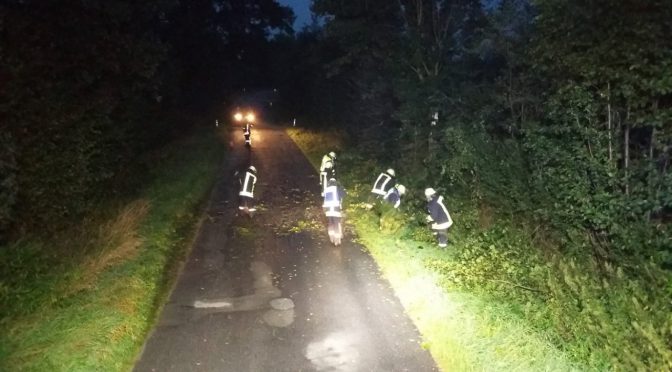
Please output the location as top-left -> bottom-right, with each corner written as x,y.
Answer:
273,0 -> 672,265
0,0 -> 294,240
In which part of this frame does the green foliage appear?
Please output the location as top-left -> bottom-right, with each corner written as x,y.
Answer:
0,133 -> 17,237
528,0 -> 672,254
1,0 -> 172,236
292,127 -> 672,370
0,129 -> 225,371
289,128 -> 579,370
310,0 -> 403,154
0,0 -> 295,240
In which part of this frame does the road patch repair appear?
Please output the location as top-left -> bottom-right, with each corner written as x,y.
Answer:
192,261 -> 296,328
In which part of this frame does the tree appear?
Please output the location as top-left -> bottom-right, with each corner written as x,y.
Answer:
0,0 -> 295,238
529,0 -> 672,254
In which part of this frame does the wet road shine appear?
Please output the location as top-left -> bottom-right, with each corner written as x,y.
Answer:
133,124 -> 437,372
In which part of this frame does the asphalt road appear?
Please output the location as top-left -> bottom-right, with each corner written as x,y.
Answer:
133,123 -> 437,372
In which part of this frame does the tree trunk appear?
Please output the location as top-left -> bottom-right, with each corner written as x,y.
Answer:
607,83 -> 613,163
624,107 -> 630,196
647,126 -> 656,221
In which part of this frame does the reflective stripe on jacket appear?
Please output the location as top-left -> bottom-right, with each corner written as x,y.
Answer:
239,171 -> 257,198
427,195 -> 453,230
325,209 -> 342,217
323,185 -> 340,208
323,184 -> 344,217
372,173 -> 393,195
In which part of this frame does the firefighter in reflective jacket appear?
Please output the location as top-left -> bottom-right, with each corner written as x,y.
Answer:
384,184 -> 406,209
238,166 -> 257,214
371,168 -> 396,197
244,122 -> 253,145
425,188 -> 453,247
319,152 -> 336,196
323,178 -> 345,244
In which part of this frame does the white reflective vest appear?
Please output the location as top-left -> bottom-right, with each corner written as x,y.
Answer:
372,173 -> 392,196
323,185 -> 342,217
323,185 -> 340,207
320,155 -> 333,172
244,124 -> 251,135
239,171 -> 256,198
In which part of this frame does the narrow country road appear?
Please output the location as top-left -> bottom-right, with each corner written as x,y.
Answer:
133,123 -> 437,372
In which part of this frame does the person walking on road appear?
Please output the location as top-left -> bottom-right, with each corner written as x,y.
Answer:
323,177 -> 345,245
384,184 -> 406,209
424,188 -> 453,248
320,152 -> 336,196
243,122 -> 253,146
237,165 -> 258,216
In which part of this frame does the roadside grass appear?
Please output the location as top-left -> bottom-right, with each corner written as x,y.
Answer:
0,128 -> 226,371
348,208 -> 580,371
285,128 -> 343,171
288,127 -> 672,371
288,128 -> 584,371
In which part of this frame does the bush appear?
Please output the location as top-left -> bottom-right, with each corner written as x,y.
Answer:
0,133 -> 18,240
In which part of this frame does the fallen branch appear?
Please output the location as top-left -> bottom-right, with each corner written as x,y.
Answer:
488,279 -> 546,293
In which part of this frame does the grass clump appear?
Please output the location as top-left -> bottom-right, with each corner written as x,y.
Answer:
0,128 -> 226,371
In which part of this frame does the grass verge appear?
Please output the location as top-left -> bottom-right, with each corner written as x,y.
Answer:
288,127 -> 672,371
0,128 -> 226,371
287,127 -> 577,370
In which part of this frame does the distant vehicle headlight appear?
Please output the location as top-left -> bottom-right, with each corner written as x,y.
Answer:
234,112 -> 243,121
246,113 -> 256,122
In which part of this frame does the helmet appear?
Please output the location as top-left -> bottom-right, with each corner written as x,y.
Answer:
396,184 -> 406,195
248,165 -> 257,173
328,177 -> 337,185
329,151 -> 336,159
387,168 -> 395,177
424,188 -> 436,198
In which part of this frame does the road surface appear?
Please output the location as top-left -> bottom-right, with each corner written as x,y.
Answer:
133,123 -> 438,372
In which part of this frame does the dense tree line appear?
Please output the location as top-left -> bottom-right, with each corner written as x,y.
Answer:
283,0 -> 672,367
293,0 -> 671,263
0,0 -> 293,240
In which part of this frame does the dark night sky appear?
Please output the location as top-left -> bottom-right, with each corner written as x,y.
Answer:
277,0 -> 312,30
277,0 -> 501,30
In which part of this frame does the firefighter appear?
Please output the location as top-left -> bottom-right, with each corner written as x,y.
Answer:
424,188 -> 453,248
319,151 -> 336,196
323,177 -> 345,245
243,122 -> 253,146
384,184 -> 406,209
371,168 -> 396,198
237,165 -> 257,215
